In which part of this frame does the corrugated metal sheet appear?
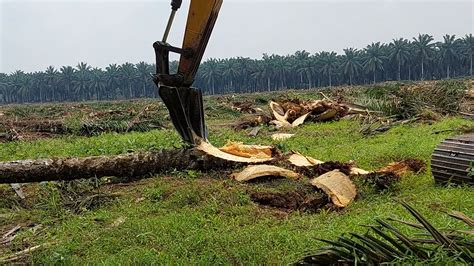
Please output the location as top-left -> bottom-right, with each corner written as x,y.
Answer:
431,133 -> 474,185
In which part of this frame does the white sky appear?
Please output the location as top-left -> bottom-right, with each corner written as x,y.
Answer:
0,0 -> 473,74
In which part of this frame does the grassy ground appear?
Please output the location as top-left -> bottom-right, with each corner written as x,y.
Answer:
1,110 -> 473,263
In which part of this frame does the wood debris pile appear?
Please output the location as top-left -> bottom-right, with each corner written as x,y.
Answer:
0,104 -> 165,142
231,101 -> 263,114
199,141 -> 425,211
269,99 -> 350,128
235,114 -> 272,130
0,119 -> 68,142
236,98 -> 369,130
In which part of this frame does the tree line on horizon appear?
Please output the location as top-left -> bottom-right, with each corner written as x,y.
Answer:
0,33 -> 473,104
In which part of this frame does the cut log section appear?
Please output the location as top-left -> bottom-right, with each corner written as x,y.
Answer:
216,141 -> 274,160
291,113 -> 310,127
197,140 -> 275,164
270,101 -> 291,124
350,167 -> 370,176
232,165 -> 300,182
315,109 -> 338,121
288,153 -> 363,175
271,120 -> 292,129
310,170 -> 357,208
288,153 -> 324,167
377,159 -> 426,176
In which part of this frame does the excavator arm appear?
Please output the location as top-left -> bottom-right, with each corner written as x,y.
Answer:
153,0 -> 223,145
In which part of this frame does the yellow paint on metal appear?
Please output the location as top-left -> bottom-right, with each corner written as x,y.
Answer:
178,0 -> 223,84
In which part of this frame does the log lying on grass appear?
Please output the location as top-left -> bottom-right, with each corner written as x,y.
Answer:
0,149 -> 200,184
0,140 -> 277,184
0,136 -> 425,197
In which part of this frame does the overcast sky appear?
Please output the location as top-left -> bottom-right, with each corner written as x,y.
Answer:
0,0 -> 472,74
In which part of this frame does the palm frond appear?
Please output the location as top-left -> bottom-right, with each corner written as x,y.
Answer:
296,202 -> 474,265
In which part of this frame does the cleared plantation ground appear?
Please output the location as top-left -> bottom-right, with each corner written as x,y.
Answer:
1,80 -> 473,264
1,115 -> 473,264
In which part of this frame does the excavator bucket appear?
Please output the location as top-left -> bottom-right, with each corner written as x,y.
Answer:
153,0 -> 223,145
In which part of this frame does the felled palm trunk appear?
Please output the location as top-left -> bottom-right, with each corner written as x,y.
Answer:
0,149 -> 204,184
0,141 -> 275,184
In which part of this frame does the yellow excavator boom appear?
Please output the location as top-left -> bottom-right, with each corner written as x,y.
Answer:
153,0 -> 223,145
179,0 -> 223,86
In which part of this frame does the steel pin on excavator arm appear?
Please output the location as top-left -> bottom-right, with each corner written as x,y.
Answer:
153,0 -> 223,145
162,0 -> 182,43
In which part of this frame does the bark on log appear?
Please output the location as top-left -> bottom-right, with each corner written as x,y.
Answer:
0,149 -> 210,184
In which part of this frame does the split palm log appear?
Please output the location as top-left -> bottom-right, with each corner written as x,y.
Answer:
230,164 -> 357,208
0,141 -> 276,184
232,165 -> 300,182
0,134 -> 424,195
287,153 -> 367,175
310,170 -> 357,207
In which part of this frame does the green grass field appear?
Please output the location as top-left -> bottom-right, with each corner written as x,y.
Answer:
1,87 -> 473,264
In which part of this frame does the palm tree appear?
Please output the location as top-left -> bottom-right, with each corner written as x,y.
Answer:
75,62 -> 92,101
0,74 -> 7,103
261,54 -> 275,91
319,52 -> 338,87
412,34 -> 435,80
363,42 -> 387,84
389,38 -> 411,80
44,66 -> 58,101
0,81 -> 7,103
201,59 -> 221,95
89,68 -> 106,100
460,34 -> 474,76
30,72 -> 46,103
438,34 -> 460,78
272,55 -> 291,89
119,63 -> 138,98
236,57 -> 255,92
340,48 -> 362,85
250,61 -> 270,92
221,58 -> 240,91
60,66 -> 75,100
297,58 -> 316,88
292,51 -> 310,87
169,60 -> 178,74
136,62 -> 153,97
0,73 -> 13,103
10,70 -> 29,103
105,64 -> 120,99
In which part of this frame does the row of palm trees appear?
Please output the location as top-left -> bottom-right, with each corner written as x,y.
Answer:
1,33 -> 473,104
0,62 -> 155,103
